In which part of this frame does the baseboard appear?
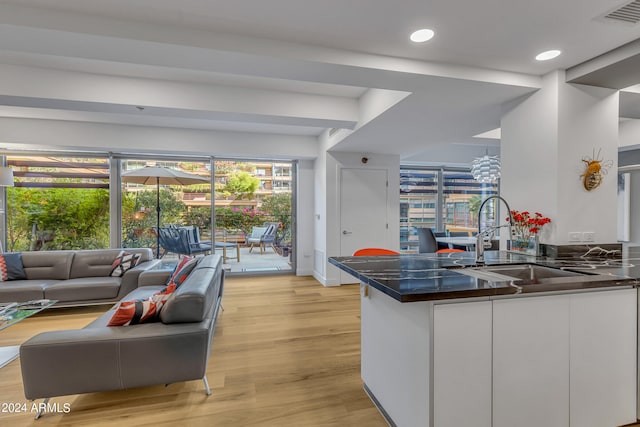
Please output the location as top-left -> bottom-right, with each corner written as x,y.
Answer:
312,270 -> 341,287
363,382 -> 396,427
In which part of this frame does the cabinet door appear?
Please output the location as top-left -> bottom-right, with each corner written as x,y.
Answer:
493,295 -> 570,427
361,285 -> 431,427
433,301 -> 492,427
569,289 -> 637,427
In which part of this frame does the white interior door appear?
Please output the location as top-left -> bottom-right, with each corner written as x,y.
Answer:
340,168 -> 388,283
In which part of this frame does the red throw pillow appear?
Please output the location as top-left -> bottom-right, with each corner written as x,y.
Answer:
107,299 -> 159,326
166,257 -> 198,287
107,284 -> 176,326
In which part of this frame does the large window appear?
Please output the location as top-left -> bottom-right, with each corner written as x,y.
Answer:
121,158 -> 211,255
442,171 -> 498,233
2,152 -> 296,276
400,167 -> 498,253
6,156 -> 110,251
400,169 -> 437,250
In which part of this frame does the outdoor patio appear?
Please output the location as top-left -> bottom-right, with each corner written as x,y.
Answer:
161,244 -> 292,274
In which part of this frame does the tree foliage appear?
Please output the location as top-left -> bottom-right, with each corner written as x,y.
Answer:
260,193 -> 292,229
214,207 -> 266,235
225,171 -> 259,199
7,187 -> 110,251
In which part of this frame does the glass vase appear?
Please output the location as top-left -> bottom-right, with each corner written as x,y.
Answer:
509,235 -> 539,256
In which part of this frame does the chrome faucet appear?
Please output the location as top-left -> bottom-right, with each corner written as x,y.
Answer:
476,195 -> 514,264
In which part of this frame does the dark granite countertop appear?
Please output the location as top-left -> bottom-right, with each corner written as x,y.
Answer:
328,247 -> 640,302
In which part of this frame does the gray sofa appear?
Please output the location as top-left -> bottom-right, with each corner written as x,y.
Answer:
0,248 -> 159,306
19,254 -> 224,419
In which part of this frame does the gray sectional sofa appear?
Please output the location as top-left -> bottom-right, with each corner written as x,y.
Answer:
0,248 -> 159,306
19,253 -> 224,419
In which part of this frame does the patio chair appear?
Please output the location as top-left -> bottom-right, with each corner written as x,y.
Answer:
157,227 -> 211,258
247,222 -> 279,254
273,224 -> 291,257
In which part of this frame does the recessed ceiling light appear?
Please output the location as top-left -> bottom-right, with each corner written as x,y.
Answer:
410,29 -> 435,43
535,50 -> 561,61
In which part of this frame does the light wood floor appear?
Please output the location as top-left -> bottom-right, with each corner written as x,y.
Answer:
0,275 -> 387,426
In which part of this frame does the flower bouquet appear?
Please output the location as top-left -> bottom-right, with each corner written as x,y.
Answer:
508,210 -> 551,255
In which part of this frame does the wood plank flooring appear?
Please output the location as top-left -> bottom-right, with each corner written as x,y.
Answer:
0,275 -> 387,426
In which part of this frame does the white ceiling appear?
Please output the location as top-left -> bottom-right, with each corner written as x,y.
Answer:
0,0 -> 639,163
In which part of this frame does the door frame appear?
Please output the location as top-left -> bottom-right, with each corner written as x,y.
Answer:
338,167 -> 390,283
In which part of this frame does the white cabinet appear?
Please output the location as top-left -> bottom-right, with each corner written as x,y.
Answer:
569,289 -> 637,427
361,285 -> 431,427
493,295 -> 570,427
492,289 -> 637,427
359,285 -> 636,427
433,301 -> 492,427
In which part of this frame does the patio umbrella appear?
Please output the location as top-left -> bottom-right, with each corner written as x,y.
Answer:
121,166 -> 209,258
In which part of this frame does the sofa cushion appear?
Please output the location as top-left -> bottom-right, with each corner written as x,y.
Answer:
110,251 -> 141,277
0,253 -> 26,281
0,279 -> 55,301
160,258 -> 221,324
22,251 -> 74,280
44,277 -> 121,302
69,250 -> 126,279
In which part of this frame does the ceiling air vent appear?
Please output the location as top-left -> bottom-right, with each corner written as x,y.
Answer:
605,0 -> 640,24
329,127 -> 341,137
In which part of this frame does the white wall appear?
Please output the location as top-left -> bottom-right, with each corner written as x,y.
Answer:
557,80 -> 618,245
501,72 -> 559,245
319,150 -> 400,286
629,172 -> 640,244
619,119 -> 640,150
501,70 -> 619,245
312,136 -> 401,286
312,130 -> 330,284
295,159 -> 314,275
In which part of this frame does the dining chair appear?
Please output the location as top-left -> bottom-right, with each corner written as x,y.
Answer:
353,248 -> 400,256
433,231 -> 449,251
417,227 -> 438,253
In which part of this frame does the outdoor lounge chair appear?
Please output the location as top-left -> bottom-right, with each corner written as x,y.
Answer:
247,222 -> 280,254
157,227 -> 211,258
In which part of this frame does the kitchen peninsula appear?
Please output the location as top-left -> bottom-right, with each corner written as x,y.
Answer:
329,249 -> 640,427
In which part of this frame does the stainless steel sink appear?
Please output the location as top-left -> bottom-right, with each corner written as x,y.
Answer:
455,263 -> 592,283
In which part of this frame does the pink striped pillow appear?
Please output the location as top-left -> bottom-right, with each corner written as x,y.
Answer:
107,284 -> 176,326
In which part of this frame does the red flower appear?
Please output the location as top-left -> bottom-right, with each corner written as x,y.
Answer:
510,209 -> 551,239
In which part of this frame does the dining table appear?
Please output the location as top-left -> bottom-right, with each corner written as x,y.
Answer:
435,236 -> 477,251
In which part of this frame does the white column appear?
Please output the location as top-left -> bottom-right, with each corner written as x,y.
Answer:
501,70 -> 619,245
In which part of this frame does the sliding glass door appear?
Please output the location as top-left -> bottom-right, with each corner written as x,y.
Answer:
214,159 -> 294,273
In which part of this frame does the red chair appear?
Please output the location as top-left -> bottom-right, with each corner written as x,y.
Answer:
353,248 -> 400,256
436,248 -> 465,253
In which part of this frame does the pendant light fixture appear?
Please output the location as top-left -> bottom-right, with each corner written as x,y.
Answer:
471,150 -> 500,183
